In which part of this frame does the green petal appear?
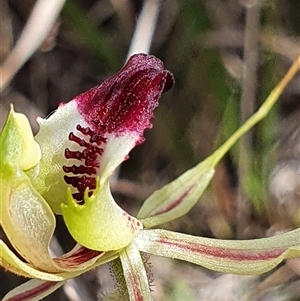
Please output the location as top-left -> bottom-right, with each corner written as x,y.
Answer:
0,240 -> 66,280
0,174 -> 58,272
2,280 -> 65,301
119,243 -> 153,301
0,108 -> 58,272
0,106 -> 40,172
135,229 -> 300,275
0,240 -> 119,280
137,158 -> 215,228
61,179 -> 143,251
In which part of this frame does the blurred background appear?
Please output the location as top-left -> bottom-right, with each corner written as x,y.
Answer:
0,0 -> 299,300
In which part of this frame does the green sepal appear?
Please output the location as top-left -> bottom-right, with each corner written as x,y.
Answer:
119,243 -> 153,301
0,105 -> 40,173
137,157 -> 215,228
136,228 -> 300,275
0,169 -> 59,272
2,280 -> 66,301
0,107 -> 58,272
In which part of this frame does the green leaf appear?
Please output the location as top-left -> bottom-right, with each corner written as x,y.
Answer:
62,0 -> 121,70
136,228 -> 300,275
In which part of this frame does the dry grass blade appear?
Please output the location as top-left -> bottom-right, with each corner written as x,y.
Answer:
237,0 -> 261,238
0,0 -> 66,92
126,0 -> 162,60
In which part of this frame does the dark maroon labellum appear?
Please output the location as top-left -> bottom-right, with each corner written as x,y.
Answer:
76,53 -> 174,135
63,53 -> 174,202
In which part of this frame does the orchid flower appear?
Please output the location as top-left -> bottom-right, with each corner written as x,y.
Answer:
1,53 -> 299,301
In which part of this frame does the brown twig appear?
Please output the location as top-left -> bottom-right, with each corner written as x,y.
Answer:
237,0 -> 261,238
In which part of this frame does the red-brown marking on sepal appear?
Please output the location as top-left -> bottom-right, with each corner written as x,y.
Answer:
150,185 -> 195,217
129,272 -> 144,301
4,282 -> 59,301
158,238 -> 285,261
53,246 -> 101,268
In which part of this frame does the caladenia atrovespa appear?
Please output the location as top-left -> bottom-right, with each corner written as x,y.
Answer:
1,53 -> 300,301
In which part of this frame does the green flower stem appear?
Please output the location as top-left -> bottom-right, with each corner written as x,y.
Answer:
211,54 -> 300,167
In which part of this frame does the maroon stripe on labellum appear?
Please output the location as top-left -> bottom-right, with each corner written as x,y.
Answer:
157,237 -> 285,261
